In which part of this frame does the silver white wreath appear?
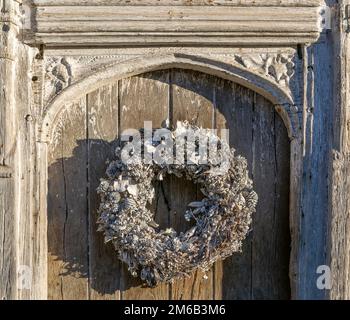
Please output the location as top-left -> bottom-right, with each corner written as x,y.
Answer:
97,121 -> 258,287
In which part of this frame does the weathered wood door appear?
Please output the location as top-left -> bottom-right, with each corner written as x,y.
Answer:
47,69 -> 290,300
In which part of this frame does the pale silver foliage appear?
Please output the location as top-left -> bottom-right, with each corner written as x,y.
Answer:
97,122 -> 258,287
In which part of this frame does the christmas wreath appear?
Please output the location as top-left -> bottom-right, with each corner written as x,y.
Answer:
97,121 -> 258,286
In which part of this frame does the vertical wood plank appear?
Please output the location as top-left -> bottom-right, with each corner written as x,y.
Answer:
87,84 -> 121,300
170,69 -> 214,300
215,81 -> 290,300
301,41 -> 332,299
119,71 -> 170,300
215,81 -> 255,300
35,142 -> 49,299
329,3 -> 350,300
0,13 -> 17,299
250,94 -> 276,299
250,95 -> 290,299
0,178 -> 16,300
0,60 -> 5,165
16,43 -> 33,300
47,98 -> 89,300
273,110 -> 291,299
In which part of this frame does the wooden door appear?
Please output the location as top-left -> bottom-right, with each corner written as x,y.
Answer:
47,69 -> 290,300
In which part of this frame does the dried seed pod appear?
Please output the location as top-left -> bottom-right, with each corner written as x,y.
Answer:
123,198 -> 138,211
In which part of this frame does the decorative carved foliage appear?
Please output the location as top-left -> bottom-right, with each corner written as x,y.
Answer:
234,53 -> 295,87
43,55 -> 130,104
42,51 -> 296,105
45,57 -> 72,101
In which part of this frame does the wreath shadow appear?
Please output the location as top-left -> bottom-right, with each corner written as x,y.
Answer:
48,137 -> 200,295
48,138 -> 130,294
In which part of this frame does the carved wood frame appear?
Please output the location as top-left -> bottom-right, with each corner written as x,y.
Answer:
3,0 -> 340,300
37,48 -> 304,297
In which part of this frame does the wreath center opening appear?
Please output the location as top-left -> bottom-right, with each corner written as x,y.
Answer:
151,175 -> 201,234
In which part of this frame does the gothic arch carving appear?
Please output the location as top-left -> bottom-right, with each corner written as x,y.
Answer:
39,53 -> 300,143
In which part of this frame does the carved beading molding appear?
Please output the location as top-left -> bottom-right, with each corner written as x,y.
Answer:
23,1 -> 323,47
30,0 -> 324,5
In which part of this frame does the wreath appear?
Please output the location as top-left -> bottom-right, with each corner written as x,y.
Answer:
97,121 -> 258,287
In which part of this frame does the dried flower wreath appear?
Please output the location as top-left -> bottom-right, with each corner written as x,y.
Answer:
97,122 -> 258,287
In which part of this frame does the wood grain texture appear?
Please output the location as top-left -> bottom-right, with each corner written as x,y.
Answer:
1,0 -> 341,301
0,0 -> 21,299
47,98 -> 89,300
250,95 -> 290,299
329,0 -> 350,300
33,141 -> 49,300
170,69 -> 214,300
330,152 -> 350,299
25,2 -> 322,46
0,179 -> 16,300
32,1 -> 323,7
119,71 -> 170,300
16,42 -> 36,300
215,79 -> 290,299
296,39 -> 333,300
273,110 -> 291,297
47,69 -> 291,300
87,84 -> 121,300
215,80 -> 255,300
0,24 -> 15,167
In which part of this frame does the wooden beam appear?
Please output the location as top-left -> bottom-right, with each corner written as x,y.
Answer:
329,0 -> 350,300
24,4 -> 323,47
0,0 -> 21,300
